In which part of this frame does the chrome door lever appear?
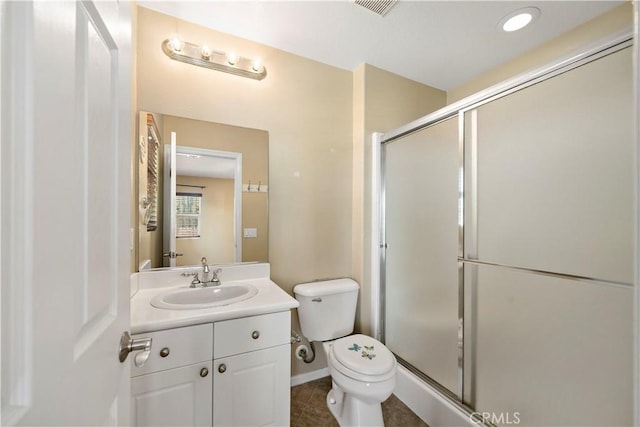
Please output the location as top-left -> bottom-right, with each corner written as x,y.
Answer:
118,331 -> 152,363
162,251 -> 184,259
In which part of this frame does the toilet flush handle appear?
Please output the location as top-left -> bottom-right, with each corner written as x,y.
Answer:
312,298 -> 322,302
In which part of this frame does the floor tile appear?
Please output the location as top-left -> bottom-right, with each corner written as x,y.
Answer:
290,376 -> 428,427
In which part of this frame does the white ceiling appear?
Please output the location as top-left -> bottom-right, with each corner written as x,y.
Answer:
176,153 -> 236,179
138,0 -> 624,90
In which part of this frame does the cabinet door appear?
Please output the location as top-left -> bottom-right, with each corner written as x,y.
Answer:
214,345 -> 290,427
132,362 -> 213,427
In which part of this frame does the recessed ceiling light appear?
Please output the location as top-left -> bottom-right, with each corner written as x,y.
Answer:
499,7 -> 540,32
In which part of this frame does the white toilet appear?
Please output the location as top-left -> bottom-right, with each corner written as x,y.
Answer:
293,278 -> 397,427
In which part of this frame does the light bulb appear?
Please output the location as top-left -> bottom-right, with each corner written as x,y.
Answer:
251,59 -> 263,73
227,52 -> 239,65
169,37 -> 184,52
200,45 -> 211,60
503,13 -> 532,32
498,7 -> 539,33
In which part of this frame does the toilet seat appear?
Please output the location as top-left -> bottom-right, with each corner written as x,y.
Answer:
329,334 -> 396,383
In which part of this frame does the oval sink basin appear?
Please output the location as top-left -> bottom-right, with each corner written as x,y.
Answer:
151,283 -> 258,310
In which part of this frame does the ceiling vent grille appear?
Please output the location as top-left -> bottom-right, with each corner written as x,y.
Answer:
354,0 -> 397,17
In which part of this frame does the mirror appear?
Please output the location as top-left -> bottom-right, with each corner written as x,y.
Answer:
137,112 -> 268,270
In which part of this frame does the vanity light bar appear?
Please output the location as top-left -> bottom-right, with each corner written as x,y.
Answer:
161,39 -> 267,81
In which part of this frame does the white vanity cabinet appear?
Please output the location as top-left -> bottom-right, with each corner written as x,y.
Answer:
213,311 -> 291,427
131,323 -> 214,427
130,311 -> 291,427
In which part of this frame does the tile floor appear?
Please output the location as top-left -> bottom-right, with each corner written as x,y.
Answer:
290,376 -> 429,427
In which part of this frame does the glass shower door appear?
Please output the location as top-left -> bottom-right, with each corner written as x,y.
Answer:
383,116 -> 460,395
381,41 -> 633,426
464,46 -> 634,425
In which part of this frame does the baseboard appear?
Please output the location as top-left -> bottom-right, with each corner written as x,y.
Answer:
291,368 -> 330,387
394,365 -> 475,427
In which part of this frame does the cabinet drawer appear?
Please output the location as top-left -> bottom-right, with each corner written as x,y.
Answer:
214,311 -> 290,359
132,323 -> 213,377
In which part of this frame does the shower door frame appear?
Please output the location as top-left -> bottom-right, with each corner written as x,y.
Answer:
374,29 -> 634,414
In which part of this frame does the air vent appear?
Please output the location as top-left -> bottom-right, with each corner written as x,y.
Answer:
354,0 -> 397,17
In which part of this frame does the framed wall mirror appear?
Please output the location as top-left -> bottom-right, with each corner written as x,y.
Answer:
137,111 -> 269,270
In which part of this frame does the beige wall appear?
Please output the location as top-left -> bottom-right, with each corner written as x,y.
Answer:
448,3 -> 633,103
176,176 -> 235,266
163,115 -> 268,182
242,191 -> 269,262
354,64 -> 447,335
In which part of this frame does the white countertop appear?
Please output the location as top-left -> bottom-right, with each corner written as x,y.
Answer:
130,263 -> 299,334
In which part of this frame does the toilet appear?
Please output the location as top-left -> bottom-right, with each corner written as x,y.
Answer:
293,278 -> 397,427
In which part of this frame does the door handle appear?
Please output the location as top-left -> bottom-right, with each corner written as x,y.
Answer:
118,331 -> 152,363
162,251 -> 184,259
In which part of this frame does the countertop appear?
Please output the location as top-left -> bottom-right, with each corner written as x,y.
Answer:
130,272 -> 299,334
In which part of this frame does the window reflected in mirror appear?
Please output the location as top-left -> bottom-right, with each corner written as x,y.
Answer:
176,192 -> 202,238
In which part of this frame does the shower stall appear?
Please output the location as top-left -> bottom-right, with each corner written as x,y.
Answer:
377,33 -> 634,426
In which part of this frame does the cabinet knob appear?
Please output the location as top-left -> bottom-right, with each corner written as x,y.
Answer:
251,330 -> 260,340
200,367 -> 209,378
218,364 -> 227,374
160,347 -> 170,358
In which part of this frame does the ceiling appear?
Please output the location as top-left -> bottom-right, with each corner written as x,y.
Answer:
176,153 -> 236,179
139,1 -> 624,90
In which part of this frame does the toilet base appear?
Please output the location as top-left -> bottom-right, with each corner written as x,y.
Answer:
326,387 -> 384,427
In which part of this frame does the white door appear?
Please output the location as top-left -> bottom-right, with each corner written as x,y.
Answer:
1,1 -> 132,425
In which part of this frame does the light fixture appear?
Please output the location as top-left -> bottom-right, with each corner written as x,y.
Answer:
498,7 -> 540,32
161,39 -> 267,80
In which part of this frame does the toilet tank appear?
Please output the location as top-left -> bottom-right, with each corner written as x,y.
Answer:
293,278 -> 359,342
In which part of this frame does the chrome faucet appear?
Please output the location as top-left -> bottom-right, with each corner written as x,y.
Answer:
197,257 -> 222,287
200,257 -> 211,282
201,257 -> 210,275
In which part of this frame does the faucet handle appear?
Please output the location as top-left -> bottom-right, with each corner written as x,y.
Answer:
189,273 -> 201,288
211,268 -> 222,285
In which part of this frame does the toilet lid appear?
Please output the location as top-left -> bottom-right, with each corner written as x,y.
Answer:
331,334 -> 395,377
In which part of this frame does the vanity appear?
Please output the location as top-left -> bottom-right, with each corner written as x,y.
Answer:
129,263 -> 298,426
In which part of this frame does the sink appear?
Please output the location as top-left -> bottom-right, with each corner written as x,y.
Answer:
151,283 -> 258,310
